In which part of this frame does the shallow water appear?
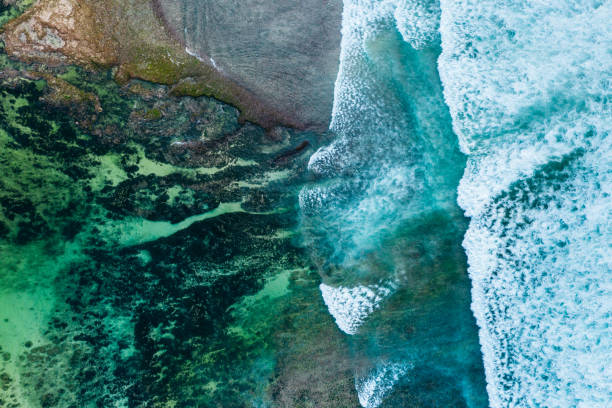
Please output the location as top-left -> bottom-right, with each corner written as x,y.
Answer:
0,45 -> 351,406
300,0 -> 487,406
1,0 -> 610,407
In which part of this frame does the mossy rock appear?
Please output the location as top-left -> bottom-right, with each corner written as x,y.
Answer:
37,72 -> 102,113
121,46 -> 203,85
143,107 -> 162,120
169,77 -> 216,98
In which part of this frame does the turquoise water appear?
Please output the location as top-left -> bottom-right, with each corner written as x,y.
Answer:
439,1 -> 611,406
300,0 -> 487,406
0,48 -> 346,406
1,0 -> 610,407
301,0 -> 611,407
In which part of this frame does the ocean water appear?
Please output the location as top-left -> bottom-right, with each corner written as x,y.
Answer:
438,1 -> 612,406
1,0 -> 610,406
303,0 -> 611,406
300,0 -> 487,406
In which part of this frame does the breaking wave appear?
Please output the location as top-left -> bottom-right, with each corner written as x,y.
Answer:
300,0 -> 458,335
356,362 -> 411,408
299,0 -> 459,331
300,0 -> 485,407
438,0 -> 612,406
319,282 -> 397,335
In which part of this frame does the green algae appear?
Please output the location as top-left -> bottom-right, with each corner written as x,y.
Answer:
225,268 -> 294,347
130,143 -> 258,178
144,107 -> 162,120
89,152 -> 130,190
249,268 -> 292,301
121,45 -> 203,85
165,264 -> 358,408
0,0 -> 34,29
236,169 -> 292,188
169,76 -> 218,98
0,46 -> 344,407
0,240 -> 86,407
0,90 -> 31,134
0,84 -> 89,241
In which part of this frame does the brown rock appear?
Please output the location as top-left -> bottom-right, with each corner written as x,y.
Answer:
1,0 -> 118,67
0,0 -> 341,131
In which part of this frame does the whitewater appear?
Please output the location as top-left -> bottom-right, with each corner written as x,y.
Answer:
301,0 -> 485,406
439,0 -> 612,406
302,0 -> 611,407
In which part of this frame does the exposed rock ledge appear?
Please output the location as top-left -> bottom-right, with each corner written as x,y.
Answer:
1,0 -> 340,130
1,0 -> 115,67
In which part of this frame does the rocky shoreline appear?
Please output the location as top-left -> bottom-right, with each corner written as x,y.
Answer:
0,2 -> 359,406
152,0 -> 342,131
0,0 -> 331,130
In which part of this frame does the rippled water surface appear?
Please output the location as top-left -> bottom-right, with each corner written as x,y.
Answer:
439,1 -> 611,406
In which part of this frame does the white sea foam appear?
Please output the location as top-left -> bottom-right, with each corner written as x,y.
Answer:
356,362 -> 411,408
394,0 -> 440,49
319,282 -> 397,335
300,0 -> 455,263
185,47 -> 204,62
303,0 -> 464,406
185,47 -> 222,72
439,1 -> 612,406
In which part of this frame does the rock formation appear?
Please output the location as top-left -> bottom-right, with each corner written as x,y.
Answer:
1,0 -> 342,130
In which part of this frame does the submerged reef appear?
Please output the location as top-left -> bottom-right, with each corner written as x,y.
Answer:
0,7 -> 357,403
0,1 -> 493,407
